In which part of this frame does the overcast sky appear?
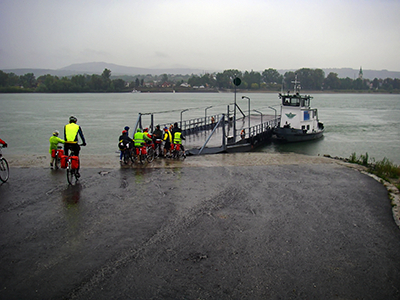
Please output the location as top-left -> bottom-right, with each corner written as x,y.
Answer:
1,0 -> 399,72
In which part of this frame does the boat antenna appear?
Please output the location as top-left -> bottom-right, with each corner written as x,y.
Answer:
291,73 -> 300,93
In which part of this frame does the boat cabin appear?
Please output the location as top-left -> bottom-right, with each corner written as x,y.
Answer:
280,92 -> 311,108
278,92 -> 320,132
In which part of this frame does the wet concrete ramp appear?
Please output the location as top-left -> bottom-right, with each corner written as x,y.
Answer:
0,159 -> 399,299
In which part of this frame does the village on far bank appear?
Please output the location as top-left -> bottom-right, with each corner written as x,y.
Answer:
1,67 -> 399,94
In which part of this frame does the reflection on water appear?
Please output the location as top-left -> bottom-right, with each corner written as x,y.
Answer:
62,184 -> 82,208
61,184 -> 83,242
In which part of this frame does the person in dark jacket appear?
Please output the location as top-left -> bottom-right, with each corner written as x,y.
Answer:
118,130 -> 133,163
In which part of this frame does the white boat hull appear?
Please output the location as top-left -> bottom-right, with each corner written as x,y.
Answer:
274,127 -> 324,142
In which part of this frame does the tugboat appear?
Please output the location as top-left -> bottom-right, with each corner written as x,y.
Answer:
274,76 -> 324,142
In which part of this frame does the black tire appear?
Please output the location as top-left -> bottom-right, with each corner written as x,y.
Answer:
147,147 -> 155,163
140,154 -> 146,164
0,158 -> 9,182
178,150 -> 186,160
54,155 -> 60,170
67,167 -> 78,185
129,150 -> 136,163
123,151 -> 129,165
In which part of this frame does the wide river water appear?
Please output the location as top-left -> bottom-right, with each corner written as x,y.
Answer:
1,92 -> 399,164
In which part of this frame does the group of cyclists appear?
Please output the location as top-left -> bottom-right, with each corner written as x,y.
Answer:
49,116 -> 86,176
118,122 -> 186,163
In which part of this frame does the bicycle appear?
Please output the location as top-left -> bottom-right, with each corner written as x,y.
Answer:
121,146 -> 136,165
0,145 -> 9,183
146,143 -> 155,163
134,144 -> 153,164
154,139 -> 163,158
171,144 -> 186,160
64,145 -> 84,185
53,146 -> 64,170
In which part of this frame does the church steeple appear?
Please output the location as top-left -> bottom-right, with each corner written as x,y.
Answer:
358,66 -> 363,79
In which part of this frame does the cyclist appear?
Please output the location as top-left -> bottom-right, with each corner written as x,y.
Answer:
124,126 -> 130,137
118,130 -> 133,163
49,130 -> 65,169
173,130 -> 186,152
64,116 -> 86,176
0,138 -> 7,147
171,122 -> 181,137
171,122 -> 185,152
162,126 -> 172,158
152,125 -> 163,157
133,128 -> 151,153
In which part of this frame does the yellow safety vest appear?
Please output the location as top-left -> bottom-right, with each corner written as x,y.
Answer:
174,132 -> 182,144
65,123 -> 79,143
134,132 -> 145,147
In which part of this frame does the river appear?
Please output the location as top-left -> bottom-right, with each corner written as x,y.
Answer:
0,92 -> 399,164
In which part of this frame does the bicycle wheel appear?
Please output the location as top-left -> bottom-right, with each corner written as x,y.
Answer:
178,150 -> 186,160
0,158 -> 9,182
67,162 -> 78,184
147,147 -> 155,163
123,151 -> 129,165
54,155 -> 60,170
130,151 -> 137,164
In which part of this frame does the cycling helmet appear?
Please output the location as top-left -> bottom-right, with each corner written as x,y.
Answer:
136,128 -> 142,132
144,127 -> 148,132
164,127 -> 168,131
122,130 -> 128,135
124,126 -> 130,131
69,116 -> 77,123
53,130 -> 59,136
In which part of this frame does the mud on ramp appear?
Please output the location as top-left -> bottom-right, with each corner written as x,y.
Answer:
1,154 -> 399,299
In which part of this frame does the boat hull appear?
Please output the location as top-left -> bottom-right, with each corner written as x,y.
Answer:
274,127 -> 324,143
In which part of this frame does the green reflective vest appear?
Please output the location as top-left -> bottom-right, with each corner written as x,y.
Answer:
134,132 -> 145,147
174,132 -> 182,144
65,123 -> 79,143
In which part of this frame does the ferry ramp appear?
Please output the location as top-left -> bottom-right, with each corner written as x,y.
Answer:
134,111 -> 279,155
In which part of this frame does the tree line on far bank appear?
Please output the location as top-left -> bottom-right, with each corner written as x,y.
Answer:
0,68 -> 399,93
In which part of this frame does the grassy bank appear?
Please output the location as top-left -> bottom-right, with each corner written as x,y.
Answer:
349,152 -> 400,189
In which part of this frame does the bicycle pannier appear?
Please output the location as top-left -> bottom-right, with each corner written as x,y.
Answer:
51,149 -> 56,158
71,156 -> 79,169
118,141 -> 126,150
60,155 -> 68,169
57,149 -> 64,156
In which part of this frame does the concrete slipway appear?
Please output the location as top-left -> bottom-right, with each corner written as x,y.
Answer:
0,153 -> 399,299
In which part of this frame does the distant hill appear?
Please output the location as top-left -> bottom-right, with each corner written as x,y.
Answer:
2,62 -> 206,78
2,62 -> 400,80
277,68 -> 400,80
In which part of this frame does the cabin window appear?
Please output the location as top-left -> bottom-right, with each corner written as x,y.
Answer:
302,125 -> 305,130
283,97 -> 300,106
304,111 -> 310,121
307,125 -> 310,130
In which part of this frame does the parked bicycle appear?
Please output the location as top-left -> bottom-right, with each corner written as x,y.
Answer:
134,144 -> 153,164
154,139 -> 163,158
52,146 -> 64,170
146,143 -> 155,163
121,147 -> 136,165
171,144 -> 186,160
0,145 -> 9,183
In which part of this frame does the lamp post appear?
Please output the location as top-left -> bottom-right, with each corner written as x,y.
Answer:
242,96 -> 250,129
205,106 -> 212,126
268,106 -> 277,127
253,109 -> 263,130
180,109 -> 188,129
